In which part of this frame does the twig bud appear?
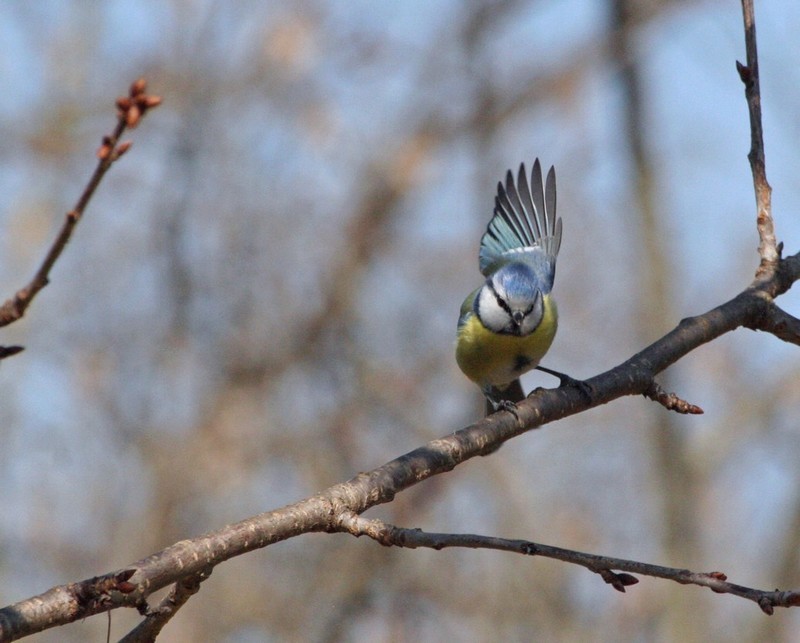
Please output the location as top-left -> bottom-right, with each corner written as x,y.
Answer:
126,104 -> 141,128
116,140 -> 133,156
130,77 -> 147,97
736,60 -> 754,87
143,95 -> 163,109
97,142 -> 112,160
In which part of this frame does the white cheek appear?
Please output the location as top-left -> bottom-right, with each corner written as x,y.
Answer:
519,299 -> 544,335
477,289 -> 511,332
519,316 -> 538,335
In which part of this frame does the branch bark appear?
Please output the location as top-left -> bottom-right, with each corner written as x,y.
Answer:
337,513 -> 800,614
2,250 -> 800,639
2,2 -> 799,640
738,0 -> 779,277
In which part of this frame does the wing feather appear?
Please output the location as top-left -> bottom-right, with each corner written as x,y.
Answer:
478,159 -> 562,278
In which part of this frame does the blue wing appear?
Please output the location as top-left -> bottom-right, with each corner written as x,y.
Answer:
478,159 -> 562,288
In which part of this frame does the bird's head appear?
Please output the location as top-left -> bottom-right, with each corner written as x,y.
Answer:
475,262 -> 543,336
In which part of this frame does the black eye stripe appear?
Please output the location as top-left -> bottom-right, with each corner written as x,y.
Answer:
488,281 -> 514,316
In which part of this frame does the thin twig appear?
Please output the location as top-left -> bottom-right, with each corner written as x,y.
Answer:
337,512 -> 800,614
738,0 -> 778,277
0,79 -> 161,342
119,570 -> 210,643
0,345 -> 24,360
643,381 -> 703,414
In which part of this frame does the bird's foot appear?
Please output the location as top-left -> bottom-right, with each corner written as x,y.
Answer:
496,399 -> 520,415
486,397 -> 521,419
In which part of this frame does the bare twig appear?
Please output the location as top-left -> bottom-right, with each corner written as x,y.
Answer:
738,0 -> 778,277
0,345 -> 24,361
336,513 -> 800,614
0,78 -> 161,337
118,569 -> 211,643
643,381 -> 703,414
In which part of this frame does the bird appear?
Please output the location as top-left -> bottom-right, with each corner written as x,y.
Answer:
456,159 -> 562,414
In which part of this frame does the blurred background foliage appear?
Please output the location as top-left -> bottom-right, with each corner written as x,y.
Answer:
1,1 -> 800,641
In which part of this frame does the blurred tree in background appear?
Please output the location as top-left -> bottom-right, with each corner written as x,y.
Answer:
1,1 -> 799,641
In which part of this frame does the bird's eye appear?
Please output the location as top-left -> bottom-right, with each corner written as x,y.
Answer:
488,282 -> 514,317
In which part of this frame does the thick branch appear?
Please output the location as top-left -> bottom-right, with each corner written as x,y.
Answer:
2,251 -> 800,640
755,303 -> 800,345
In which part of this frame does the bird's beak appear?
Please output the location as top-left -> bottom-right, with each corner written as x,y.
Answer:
512,311 -> 524,326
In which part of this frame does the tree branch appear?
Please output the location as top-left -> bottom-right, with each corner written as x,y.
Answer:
2,4 -> 799,639
336,512 -> 800,614
0,78 -> 161,358
738,0 -> 778,277
642,381 -> 703,414
754,303 -> 800,345
2,249 -> 800,639
118,569 -> 211,643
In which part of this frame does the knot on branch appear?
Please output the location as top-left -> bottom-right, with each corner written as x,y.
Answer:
72,569 -> 138,612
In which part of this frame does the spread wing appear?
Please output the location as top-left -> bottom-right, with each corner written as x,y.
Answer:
478,159 -> 562,289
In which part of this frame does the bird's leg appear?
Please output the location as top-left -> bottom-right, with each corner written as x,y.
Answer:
483,380 -> 524,419
535,365 -> 593,402
534,365 -> 580,386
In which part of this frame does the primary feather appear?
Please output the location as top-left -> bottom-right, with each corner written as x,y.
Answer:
478,159 -> 562,286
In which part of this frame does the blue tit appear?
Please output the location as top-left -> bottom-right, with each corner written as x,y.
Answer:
456,159 -> 562,413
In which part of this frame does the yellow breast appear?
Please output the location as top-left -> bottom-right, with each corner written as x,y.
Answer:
456,295 -> 558,388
